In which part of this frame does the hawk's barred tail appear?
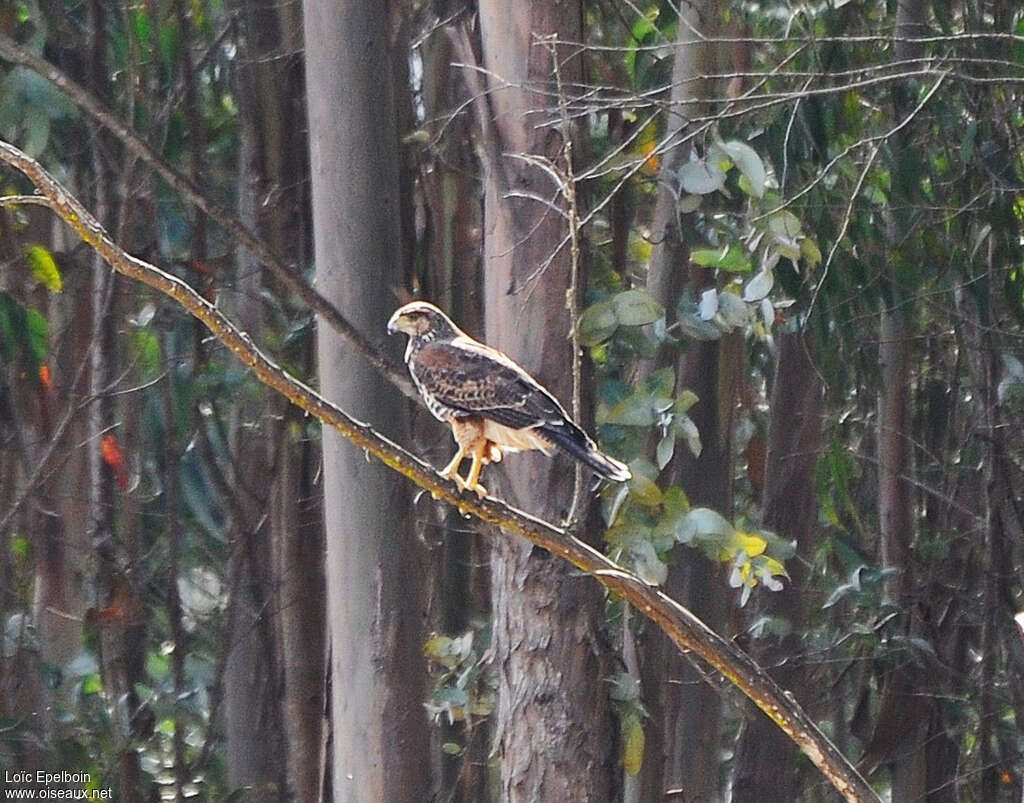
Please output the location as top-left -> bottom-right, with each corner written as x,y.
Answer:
540,422 -> 632,482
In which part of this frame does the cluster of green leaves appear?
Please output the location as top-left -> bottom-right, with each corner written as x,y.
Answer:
0,289 -> 48,376
422,625 -> 495,757
581,132 -> 813,602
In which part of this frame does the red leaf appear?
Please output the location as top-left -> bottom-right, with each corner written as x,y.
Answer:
101,434 -> 129,492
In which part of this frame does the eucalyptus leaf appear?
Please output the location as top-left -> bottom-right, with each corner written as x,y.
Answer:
679,160 -> 726,195
743,269 -> 773,302
715,291 -> 750,329
676,507 -> 733,544
578,300 -> 618,346
656,431 -> 676,470
717,140 -> 766,197
691,246 -> 752,273
630,539 -> 668,586
613,290 -> 664,326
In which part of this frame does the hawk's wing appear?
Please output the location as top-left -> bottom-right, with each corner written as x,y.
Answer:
410,337 -> 569,430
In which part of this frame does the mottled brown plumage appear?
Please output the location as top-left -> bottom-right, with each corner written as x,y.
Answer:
387,300 -> 630,497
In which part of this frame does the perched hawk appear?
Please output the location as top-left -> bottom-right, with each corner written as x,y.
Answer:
387,300 -> 631,497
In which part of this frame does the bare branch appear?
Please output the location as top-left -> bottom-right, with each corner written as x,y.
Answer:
0,32 -> 416,401
0,138 -> 879,803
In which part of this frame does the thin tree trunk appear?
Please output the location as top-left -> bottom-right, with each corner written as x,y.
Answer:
875,2 -> 930,798
640,2 -> 727,799
731,331 -> 824,801
419,12 -> 489,798
304,0 -> 431,799
230,0 -> 324,798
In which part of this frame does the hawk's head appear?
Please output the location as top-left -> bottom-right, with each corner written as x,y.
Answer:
387,301 -> 459,342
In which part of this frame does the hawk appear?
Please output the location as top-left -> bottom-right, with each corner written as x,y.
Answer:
387,300 -> 631,497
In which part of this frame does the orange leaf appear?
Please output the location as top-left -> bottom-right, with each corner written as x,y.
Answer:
101,434 -> 129,492
38,363 -> 52,390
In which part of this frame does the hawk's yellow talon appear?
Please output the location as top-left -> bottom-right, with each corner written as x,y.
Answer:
440,446 -> 466,480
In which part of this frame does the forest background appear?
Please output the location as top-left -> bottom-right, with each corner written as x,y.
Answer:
1,0 -> 1023,801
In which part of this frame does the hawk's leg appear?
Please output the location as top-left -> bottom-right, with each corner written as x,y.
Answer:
446,417 -> 488,497
463,441 -> 488,498
439,446 -> 467,484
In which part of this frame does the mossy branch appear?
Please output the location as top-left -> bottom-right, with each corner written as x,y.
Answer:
0,140 -> 879,803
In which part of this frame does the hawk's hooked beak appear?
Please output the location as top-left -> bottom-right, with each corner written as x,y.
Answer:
386,310 -> 402,335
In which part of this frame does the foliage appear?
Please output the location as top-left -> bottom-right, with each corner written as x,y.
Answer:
2,0 -> 1024,798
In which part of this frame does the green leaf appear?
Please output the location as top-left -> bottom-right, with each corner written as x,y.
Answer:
10,535 -> 29,558
628,472 -> 662,506
578,300 -> 618,346
655,431 -> 675,470
673,390 -> 699,413
630,539 -> 668,586
80,673 -> 102,695
715,291 -> 750,329
133,7 -> 154,48
676,507 -> 733,544
662,486 -> 690,516
133,330 -> 162,378
159,24 -> 181,70
800,237 -> 822,270
690,246 -> 752,273
24,244 -> 62,292
768,210 -> 802,240
622,713 -> 645,776
645,367 -> 675,399
21,105 -> 50,158
679,160 -> 726,195
716,140 -> 766,198
604,393 -> 655,426
673,414 -> 701,457
613,290 -> 663,326
743,269 -> 773,302
25,308 -> 48,364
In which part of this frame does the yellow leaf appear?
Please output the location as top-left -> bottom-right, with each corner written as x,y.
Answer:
729,530 -> 767,559
24,245 -> 62,292
622,715 -> 645,776
423,635 -> 453,660
800,237 -> 822,271
760,556 -> 789,579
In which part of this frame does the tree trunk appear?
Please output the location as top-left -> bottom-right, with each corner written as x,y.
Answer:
640,2 -> 728,800
731,331 -> 824,801
419,12 -> 490,798
228,0 -> 324,798
874,2 -> 930,798
475,2 -> 616,799
304,0 -> 431,799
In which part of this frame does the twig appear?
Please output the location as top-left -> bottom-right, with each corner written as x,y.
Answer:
541,34 -> 587,528
0,138 -> 879,803
0,32 -> 415,401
